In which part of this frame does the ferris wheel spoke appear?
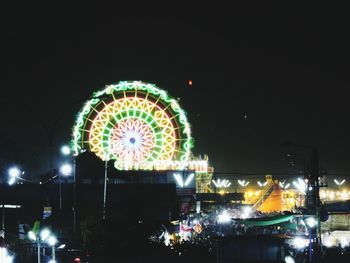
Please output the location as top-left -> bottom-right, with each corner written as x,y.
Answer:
72,81 -> 192,169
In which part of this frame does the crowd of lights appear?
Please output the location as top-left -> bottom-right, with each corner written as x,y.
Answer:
72,81 -> 193,170
319,189 -> 350,201
113,159 -> 209,172
322,231 -> 350,248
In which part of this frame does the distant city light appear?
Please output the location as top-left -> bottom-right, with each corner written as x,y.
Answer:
61,145 -> 71,156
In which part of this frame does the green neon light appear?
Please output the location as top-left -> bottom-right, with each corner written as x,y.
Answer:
71,81 -> 193,169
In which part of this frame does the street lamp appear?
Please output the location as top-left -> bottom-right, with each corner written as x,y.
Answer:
8,167 -> 21,178
7,166 -> 23,185
60,163 -> 73,176
58,163 -> 73,210
0,247 -> 14,263
60,144 -> 77,233
47,236 -> 57,262
61,145 -> 71,156
305,216 -> 317,262
28,228 -> 58,263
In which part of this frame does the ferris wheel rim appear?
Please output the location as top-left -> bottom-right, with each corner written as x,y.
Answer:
71,81 -> 193,169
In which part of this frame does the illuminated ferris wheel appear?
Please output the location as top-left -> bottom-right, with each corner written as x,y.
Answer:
72,81 -> 193,170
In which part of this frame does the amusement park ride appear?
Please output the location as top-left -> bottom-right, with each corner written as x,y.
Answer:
71,80 -> 214,192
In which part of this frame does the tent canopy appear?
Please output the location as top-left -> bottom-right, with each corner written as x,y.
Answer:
236,215 -> 294,227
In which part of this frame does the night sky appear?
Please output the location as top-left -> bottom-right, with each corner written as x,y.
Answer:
1,2 -> 349,179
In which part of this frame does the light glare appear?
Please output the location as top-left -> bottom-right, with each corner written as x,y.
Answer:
217,210 -> 231,224
8,178 -> 16,186
28,231 -> 36,241
61,145 -> 71,156
305,217 -> 317,228
284,255 -> 295,263
40,228 -> 51,241
60,163 -> 73,176
8,167 -> 21,178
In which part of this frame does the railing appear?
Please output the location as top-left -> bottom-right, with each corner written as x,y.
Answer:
250,175 -> 275,210
252,184 -> 275,210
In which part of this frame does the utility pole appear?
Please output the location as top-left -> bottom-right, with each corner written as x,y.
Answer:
73,157 -> 77,233
282,142 -> 323,261
308,148 -> 322,260
1,204 -> 4,239
103,158 -> 108,220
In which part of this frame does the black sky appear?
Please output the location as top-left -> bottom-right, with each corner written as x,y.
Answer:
1,2 -> 349,178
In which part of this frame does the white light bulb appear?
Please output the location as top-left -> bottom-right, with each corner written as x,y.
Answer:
61,145 -> 71,156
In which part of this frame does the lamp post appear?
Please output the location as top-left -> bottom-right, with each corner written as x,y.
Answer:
282,142 -> 322,253
28,228 -> 58,263
103,156 -> 109,220
47,236 -> 57,262
59,162 -> 73,210
0,247 -> 14,263
61,144 -> 77,233
305,216 -> 317,262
